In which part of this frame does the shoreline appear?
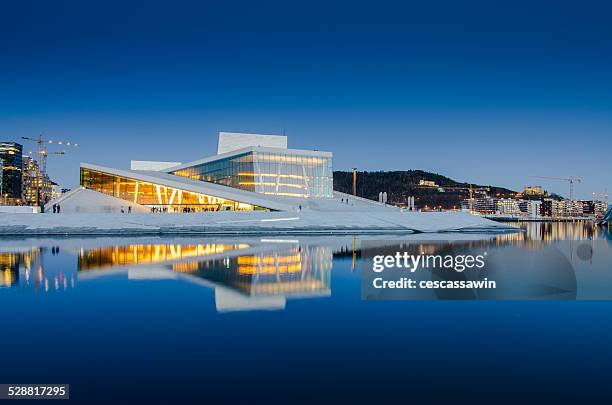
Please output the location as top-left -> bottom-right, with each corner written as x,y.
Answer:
0,210 -> 516,236
486,216 -> 597,223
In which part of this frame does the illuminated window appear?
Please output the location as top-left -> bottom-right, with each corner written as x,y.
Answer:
80,168 -> 268,212
170,151 -> 333,198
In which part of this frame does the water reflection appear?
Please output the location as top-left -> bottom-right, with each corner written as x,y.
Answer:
78,243 -> 251,271
0,247 -> 76,292
0,251 -> 24,288
2,224 -> 612,404
0,222 -> 610,305
76,241 -> 333,312
499,220 -> 609,242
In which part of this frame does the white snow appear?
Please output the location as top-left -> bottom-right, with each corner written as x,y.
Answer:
44,187 -> 149,214
0,209 -> 515,236
1,185 -> 518,236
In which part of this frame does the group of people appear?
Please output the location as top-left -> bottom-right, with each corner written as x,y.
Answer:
150,206 -> 199,213
120,206 -> 132,213
51,204 -> 61,213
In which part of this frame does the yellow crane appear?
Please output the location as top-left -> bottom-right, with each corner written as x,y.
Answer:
532,176 -> 582,201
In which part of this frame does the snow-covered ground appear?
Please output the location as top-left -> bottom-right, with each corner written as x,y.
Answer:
1,187 -> 517,236
0,209 -> 515,236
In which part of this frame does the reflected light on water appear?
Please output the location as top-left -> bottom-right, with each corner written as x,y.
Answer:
72,242 -> 335,311
0,222 -> 610,306
1,223 -> 612,403
0,248 -> 76,292
167,246 -> 333,300
78,243 -> 250,271
496,220 -> 606,243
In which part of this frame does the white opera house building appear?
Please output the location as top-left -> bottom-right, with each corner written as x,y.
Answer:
28,131 -> 511,234
77,132 -> 334,213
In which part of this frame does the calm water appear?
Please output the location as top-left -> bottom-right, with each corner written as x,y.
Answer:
1,222 -> 611,403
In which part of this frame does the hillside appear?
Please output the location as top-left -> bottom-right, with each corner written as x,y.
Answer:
333,170 -> 517,209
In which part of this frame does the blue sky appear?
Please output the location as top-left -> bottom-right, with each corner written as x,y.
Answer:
1,0 -> 610,199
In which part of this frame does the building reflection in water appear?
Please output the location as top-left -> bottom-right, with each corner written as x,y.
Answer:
0,248 -> 76,292
493,221 -> 608,244
77,242 -> 333,312
78,243 -> 250,271
0,251 -> 22,288
2,222 -> 608,302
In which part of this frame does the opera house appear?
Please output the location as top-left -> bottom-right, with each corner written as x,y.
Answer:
0,131 -> 513,234
78,132 -> 334,213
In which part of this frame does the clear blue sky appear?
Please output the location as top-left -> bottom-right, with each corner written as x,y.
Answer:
1,0 -> 610,199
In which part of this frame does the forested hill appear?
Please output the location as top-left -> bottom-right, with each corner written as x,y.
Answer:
333,170 -> 517,209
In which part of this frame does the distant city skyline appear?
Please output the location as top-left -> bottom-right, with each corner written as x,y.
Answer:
1,0 -> 610,199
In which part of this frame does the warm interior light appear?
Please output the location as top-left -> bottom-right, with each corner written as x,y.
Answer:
78,243 -> 250,270
238,182 -> 305,189
238,173 -> 306,179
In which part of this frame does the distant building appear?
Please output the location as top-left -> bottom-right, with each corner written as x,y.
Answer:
461,197 -> 496,214
22,156 -> 58,206
579,200 -> 608,217
551,199 -> 584,217
22,156 -> 39,205
541,198 -> 554,217
518,200 -> 542,218
523,185 -> 545,196
419,179 -> 438,187
466,198 -> 541,218
0,142 -> 23,204
496,198 -> 521,215
595,201 -> 608,216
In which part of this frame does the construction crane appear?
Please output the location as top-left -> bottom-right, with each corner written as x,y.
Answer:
418,183 -> 490,212
21,134 -> 79,206
532,176 -> 582,201
441,185 -> 491,211
40,149 -> 66,174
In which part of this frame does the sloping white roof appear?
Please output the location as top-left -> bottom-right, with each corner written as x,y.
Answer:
81,162 -> 409,213
130,160 -> 181,171
0,209 -> 516,235
44,187 -> 150,214
80,162 -> 296,211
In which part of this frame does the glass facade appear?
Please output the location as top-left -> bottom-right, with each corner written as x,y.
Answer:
171,151 -> 333,198
0,142 -> 23,203
80,168 -> 266,212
